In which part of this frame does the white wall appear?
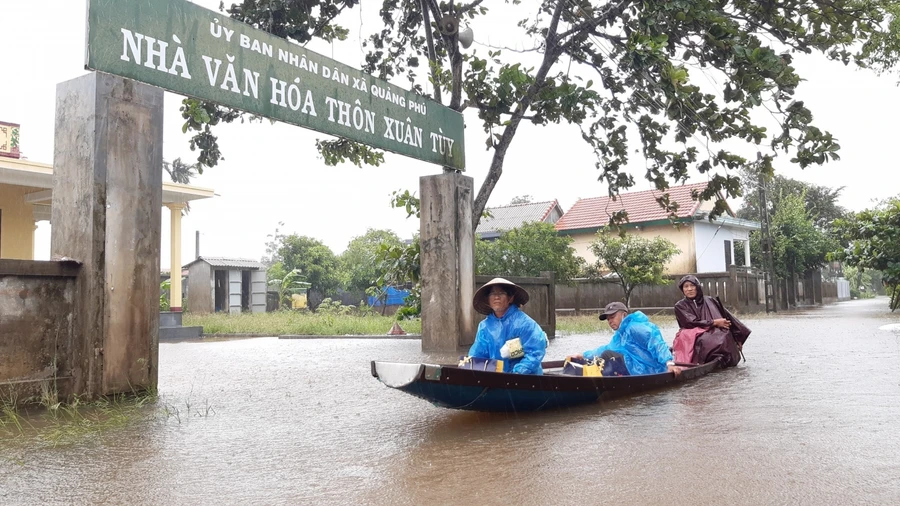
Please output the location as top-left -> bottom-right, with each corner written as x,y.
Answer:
694,221 -> 736,273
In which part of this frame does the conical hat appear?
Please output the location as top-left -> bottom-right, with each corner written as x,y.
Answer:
473,277 -> 530,315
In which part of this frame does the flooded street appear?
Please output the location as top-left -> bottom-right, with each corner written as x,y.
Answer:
2,298 -> 900,505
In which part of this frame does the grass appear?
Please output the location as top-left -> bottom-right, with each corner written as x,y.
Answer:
183,310 -> 683,337
184,310 -> 422,336
0,387 -> 215,447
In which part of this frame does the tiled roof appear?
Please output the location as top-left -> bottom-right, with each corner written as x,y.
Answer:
476,200 -> 562,237
555,182 -> 710,231
184,256 -> 267,270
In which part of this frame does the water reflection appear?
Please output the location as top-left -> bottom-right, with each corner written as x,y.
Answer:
1,298 -> 899,505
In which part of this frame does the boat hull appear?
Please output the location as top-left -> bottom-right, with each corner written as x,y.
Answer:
371,359 -> 719,412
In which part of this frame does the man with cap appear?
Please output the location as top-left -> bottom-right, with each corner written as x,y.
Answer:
570,301 -> 679,376
467,278 -> 548,375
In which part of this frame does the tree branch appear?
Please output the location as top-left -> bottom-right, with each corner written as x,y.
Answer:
472,0 -> 567,225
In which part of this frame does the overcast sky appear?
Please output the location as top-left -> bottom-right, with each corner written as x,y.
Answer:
2,1 -> 896,268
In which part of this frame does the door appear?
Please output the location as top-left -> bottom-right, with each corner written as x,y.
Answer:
214,269 -> 228,312
723,240 -> 732,269
250,270 -> 267,313
228,269 -> 242,314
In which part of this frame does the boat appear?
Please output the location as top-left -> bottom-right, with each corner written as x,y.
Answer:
371,359 -> 719,412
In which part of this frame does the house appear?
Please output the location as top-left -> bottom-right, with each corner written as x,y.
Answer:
555,182 -> 761,274
0,155 -> 213,261
476,200 -> 564,240
183,256 -> 267,314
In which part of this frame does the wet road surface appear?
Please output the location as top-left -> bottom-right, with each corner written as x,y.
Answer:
2,298 -> 899,505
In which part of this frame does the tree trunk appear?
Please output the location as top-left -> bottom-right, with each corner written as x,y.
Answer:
471,1 -> 567,227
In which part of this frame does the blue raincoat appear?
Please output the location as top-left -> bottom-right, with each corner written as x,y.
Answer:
468,305 -> 548,375
583,311 -> 673,376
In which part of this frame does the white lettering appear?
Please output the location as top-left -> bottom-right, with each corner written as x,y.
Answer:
301,90 -> 317,116
142,35 -> 169,71
120,28 -> 143,63
242,68 -> 259,98
202,55 -> 222,86
270,77 -> 287,107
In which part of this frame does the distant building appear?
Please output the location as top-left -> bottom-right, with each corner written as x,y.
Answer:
183,256 -> 267,314
555,182 -> 761,274
476,200 -> 564,240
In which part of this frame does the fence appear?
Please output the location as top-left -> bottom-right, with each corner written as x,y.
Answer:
557,267 -> 849,315
557,267 -> 771,315
476,272 -> 556,338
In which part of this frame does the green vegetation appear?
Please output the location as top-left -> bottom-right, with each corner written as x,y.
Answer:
183,1 -> 898,230
0,390 -> 178,447
586,229 -> 681,306
832,197 -> 900,311
476,222 -> 584,283
184,309 -> 422,336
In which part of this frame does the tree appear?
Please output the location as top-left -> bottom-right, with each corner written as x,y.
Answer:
182,1 -> 897,229
737,170 -> 847,229
587,228 -> 680,306
275,235 -> 342,309
340,228 -> 403,294
370,237 -> 421,319
476,222 -> 583,282
162,157 -> 199,185
752,191 -> 836,280
268,267 -> 311,309
832,198 -> 900,311
509,195 -> 533,205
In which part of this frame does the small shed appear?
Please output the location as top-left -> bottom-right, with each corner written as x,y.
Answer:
184,256 -> 267,314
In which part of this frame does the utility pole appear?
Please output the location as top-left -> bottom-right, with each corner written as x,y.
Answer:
758,170 -> 777,313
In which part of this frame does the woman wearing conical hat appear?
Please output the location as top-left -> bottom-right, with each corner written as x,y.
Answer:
467,278 -> 548,375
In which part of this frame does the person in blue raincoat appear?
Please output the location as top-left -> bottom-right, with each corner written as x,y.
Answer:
467,278 -> 548,375
570,302 -> 680,376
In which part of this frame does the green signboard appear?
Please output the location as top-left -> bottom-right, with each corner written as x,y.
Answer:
85,0 -> 465,170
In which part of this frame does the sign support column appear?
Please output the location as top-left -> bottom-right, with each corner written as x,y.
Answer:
419,173 -> 477,352
51,73 -> 163,397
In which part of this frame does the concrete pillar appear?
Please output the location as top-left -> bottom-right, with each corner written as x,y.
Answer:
51,73 -> 163,398
167,203 -> 186,311
744,239 -> 751,268
419,173 -> 476,351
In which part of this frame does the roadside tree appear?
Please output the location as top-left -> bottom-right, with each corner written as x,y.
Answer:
476,222 -> 583,282
832,198 -> 900,311
181,1 -> 899,228
340,229 -> 403,295
737,170 -> 848,229
751,191 -> 837,280
587,229 -> 679,306
275,235 -> 342,309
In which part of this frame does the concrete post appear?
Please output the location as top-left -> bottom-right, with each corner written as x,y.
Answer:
744,239 -> 751,268
419,173 -> 476,351
167,203 -> 186,311
51,73 -> 163,398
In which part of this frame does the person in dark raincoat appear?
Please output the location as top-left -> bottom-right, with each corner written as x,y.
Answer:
467,278 -> 548,375
674,275 -> 751,367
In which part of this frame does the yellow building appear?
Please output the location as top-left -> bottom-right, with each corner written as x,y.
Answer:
555,182 -> 760,274
0,155 -> 214,310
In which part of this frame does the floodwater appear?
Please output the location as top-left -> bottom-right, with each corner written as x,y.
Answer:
2,298 -> 900,505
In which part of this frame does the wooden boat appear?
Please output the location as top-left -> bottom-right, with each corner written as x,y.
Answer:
371,359 -> 719,412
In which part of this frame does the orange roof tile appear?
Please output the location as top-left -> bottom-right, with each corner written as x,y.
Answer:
555,182 -> 710,231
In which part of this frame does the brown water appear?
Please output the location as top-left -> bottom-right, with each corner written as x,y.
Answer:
2,298 -> 900,505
